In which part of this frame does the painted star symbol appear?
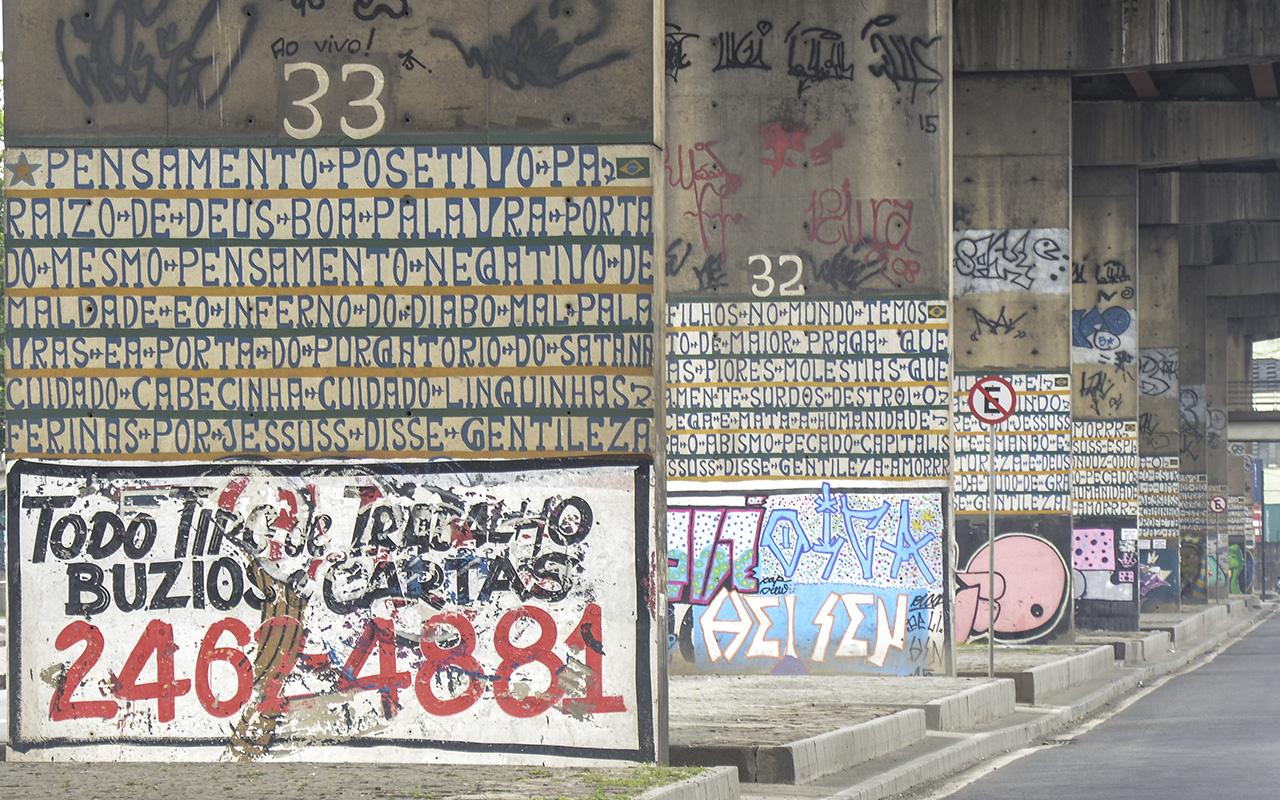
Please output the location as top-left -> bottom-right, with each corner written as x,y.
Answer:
6,153 -> 41,187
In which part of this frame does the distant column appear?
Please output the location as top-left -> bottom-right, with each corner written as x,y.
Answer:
1179,265 -> 1211,603
1071,167 -> 1140,631
1137,225 -> 1182,612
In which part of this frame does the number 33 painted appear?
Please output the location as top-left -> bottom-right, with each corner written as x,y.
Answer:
750,254 -> 806,297
284,63 -> 387,140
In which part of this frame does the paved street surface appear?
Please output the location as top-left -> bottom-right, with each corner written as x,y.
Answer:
940,613 -> 1280,800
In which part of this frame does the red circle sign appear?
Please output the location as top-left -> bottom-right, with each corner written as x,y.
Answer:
1209,495 -> 1228,514
968,376 -> 1018,426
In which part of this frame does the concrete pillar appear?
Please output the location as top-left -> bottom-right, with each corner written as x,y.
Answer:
1070,167 -> 1140,631
1205,298 -> 1231,601
662,0 -> 953,677
1179,265 -> 1211,602
953,74 -> 1074,644
1226,322 -> 1255,594
1137,225 -> 1182,612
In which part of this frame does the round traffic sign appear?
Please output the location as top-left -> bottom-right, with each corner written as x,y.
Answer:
968,375 -> 1018,426
1209,495 -> 1228,514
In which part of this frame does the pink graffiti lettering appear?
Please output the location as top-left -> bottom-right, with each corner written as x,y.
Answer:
804,180 -> 921,283
664,141 -> 744,259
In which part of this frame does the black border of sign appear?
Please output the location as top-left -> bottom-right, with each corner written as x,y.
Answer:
6,456 -> 656,762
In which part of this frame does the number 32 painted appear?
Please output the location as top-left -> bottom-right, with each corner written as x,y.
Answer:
750,254 -> 806,297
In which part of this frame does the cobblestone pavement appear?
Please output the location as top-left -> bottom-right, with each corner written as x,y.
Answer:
0,762 -> 704,800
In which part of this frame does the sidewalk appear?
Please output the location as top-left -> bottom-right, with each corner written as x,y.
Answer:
2,601 -> 1268,800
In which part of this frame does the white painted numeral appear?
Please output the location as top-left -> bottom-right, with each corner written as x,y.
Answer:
340,64 -> 387,140
750,254 -> 806,297
283,63 -> 329,140
284,63 -> 388,140
777,255 -> 806,296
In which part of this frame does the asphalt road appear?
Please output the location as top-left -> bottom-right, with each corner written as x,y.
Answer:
942,611 -> 1280,800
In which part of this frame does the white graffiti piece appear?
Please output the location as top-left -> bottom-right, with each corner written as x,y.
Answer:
953,228 -> 1070,294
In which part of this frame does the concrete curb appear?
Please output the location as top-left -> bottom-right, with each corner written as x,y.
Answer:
1012,645 -> 1117,704
815,606 -> 1276,800
673,709 -> 926,785
1142,605 -> 1228,643
1093,630 -> 1170,665
640,767 -> 740,800
916,678 -> 1017,731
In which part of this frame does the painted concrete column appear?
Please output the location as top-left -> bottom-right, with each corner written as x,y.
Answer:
662,0 -> 954,677
1137,225 -> 1181,612
1179,265 -> 1211,603
1205,298 -> 1231,601
1070,167 -> 1140,631
952,74 -> 1074,645
1226,321 -> 1256,594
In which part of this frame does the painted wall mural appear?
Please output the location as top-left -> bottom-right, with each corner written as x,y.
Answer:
7,459 -> 656,763
666,299 -> 950,486
953,372 -> 1071,515
1139,456 -> 1180,611
1139,537 -> 1180,609
1071,521 -> 1139,630
953,522 -> 1071,645
4,145 -> 655,460
1228,540 -> 1255,595
667,486 -> 946,676
1072,420 -> 1139,517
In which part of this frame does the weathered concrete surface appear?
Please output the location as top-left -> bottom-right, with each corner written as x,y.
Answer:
1075,102 -> 1280,169
1180,222 -> 1280,267
4,0 -> 655,140
1071,167 -> 1141,632
1141,605 -> 1232,643
1195,263 -> 1280,296
1138,226 -> 1181,454
664,0 -> 951,297
955,0 -> 1280,72
953,74 -> 1072,368
1141,172 -> 1280,225
672,708 -> 924,786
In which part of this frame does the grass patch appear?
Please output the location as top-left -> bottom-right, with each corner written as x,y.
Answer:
571,766 -> 704,798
